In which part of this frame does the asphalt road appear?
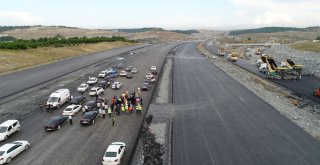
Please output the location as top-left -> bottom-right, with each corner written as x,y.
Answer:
172,43 -> 320,165
0,44 -> 147,100
205,44 -> 320,103
0,43 -> 178,165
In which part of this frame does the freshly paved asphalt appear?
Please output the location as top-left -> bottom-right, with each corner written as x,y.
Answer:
0,44 -> 147,100
0,43 -> 179,165
172,42 -> 320,165
206,44 -> 320,103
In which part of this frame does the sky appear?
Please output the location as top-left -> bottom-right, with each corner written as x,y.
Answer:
1,0 -> 320,30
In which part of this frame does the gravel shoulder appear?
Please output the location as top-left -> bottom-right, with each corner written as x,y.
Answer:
199,44 -> 320,140
131,47 -> 176,165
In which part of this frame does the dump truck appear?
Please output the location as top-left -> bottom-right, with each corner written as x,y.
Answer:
227,53 -> 238,62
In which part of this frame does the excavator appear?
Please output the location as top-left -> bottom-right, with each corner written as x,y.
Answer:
314,87 -> 320,97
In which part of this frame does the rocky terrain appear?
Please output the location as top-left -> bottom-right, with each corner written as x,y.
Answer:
265,45 -> 320,78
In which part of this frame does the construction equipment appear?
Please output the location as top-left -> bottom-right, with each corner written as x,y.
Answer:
227,53 -> 238,62
314,87 -> 320,97
218,48 -> 225,56
280,59 -> 304,80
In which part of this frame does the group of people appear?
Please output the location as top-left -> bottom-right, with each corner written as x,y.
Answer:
89,90 -> 144,126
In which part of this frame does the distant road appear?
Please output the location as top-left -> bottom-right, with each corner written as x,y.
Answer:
0,45 -> 147,100
172,43 -> 320,165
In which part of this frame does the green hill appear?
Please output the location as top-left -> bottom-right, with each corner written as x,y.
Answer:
230,26 -> 320,35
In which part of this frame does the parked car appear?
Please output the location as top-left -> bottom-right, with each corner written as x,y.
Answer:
89,87 -> 104,96
106,68 -> 115,74
99,71 -> 108,78
126,72 -> 133,79
117,63 -> 123,69
141,82 -> 151,91
80,111 -> 98,125
108,72 -> 118,78
0,140 -> 30,164
87,77 -> 98,85
62,105 -> 82,116
146,73 -> 154,79
44,116 -> 68,131
112,82 -> 122,90
98,81 -> 110,89
151,66 -> 157,71
77,83 -> 89,92
0,120 -> 21,141
126,66 -> 134,72
104,77 -> 114,84
131,67 -> 138,74
102,142 -> 126,165
119,71 -> 127,77
151,70 -> 157,75
46,89 -> 71,109
70,96 -> 86,105
83,101 -> 97,112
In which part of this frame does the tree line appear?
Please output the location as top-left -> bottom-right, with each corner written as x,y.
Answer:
0,36 -> 134,50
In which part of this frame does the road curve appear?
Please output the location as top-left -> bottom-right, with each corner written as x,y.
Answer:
172,43 -> 320,165
0,44 -> 147,100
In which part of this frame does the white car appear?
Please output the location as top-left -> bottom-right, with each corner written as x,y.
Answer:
62,105 -> 82,116
0,120 -> 21,141
146,73 -> 154,79
150,66 -> 157,71
119,71 -> 127,77
106,68 -> 115,74
102,142 -> 126,165
0,140 -> 30,164
112,82 -> 122,90
99,71 -> 107,78
77,83 -> 89,92
87,77 -> 98,85
131,68 -> 138,74
89,87 -> 104,96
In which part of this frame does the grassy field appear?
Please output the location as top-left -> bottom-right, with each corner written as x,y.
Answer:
0,41 -> 135,75
290,42 -> 320,52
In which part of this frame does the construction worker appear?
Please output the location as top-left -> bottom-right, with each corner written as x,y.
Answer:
125,103 -> 129,114
121,104 -> 125,113
136,103 -> 142,115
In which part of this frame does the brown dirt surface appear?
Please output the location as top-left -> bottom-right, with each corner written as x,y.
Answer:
2,26 -> 128,39
0,41 -> 135,75
132,30 -> 190,41
290,42 -> 320,52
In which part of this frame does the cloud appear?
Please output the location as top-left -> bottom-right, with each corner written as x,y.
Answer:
0,11 -> 41,25
229,0 -> 320,27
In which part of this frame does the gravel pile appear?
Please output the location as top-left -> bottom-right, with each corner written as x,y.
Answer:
265,45 -> 320,78
200,45 -> 320,140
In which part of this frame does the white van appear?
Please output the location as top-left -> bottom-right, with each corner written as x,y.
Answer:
46,89 -> 71,109
0,120 -> 21,141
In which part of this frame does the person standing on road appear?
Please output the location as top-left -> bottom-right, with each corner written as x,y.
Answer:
108,107 -> 112,118
102,108 -> 106,118
112,115 -> 115,126
39,102 -> 43,111
69,115 -> 73,125
80,91 -> 83,95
